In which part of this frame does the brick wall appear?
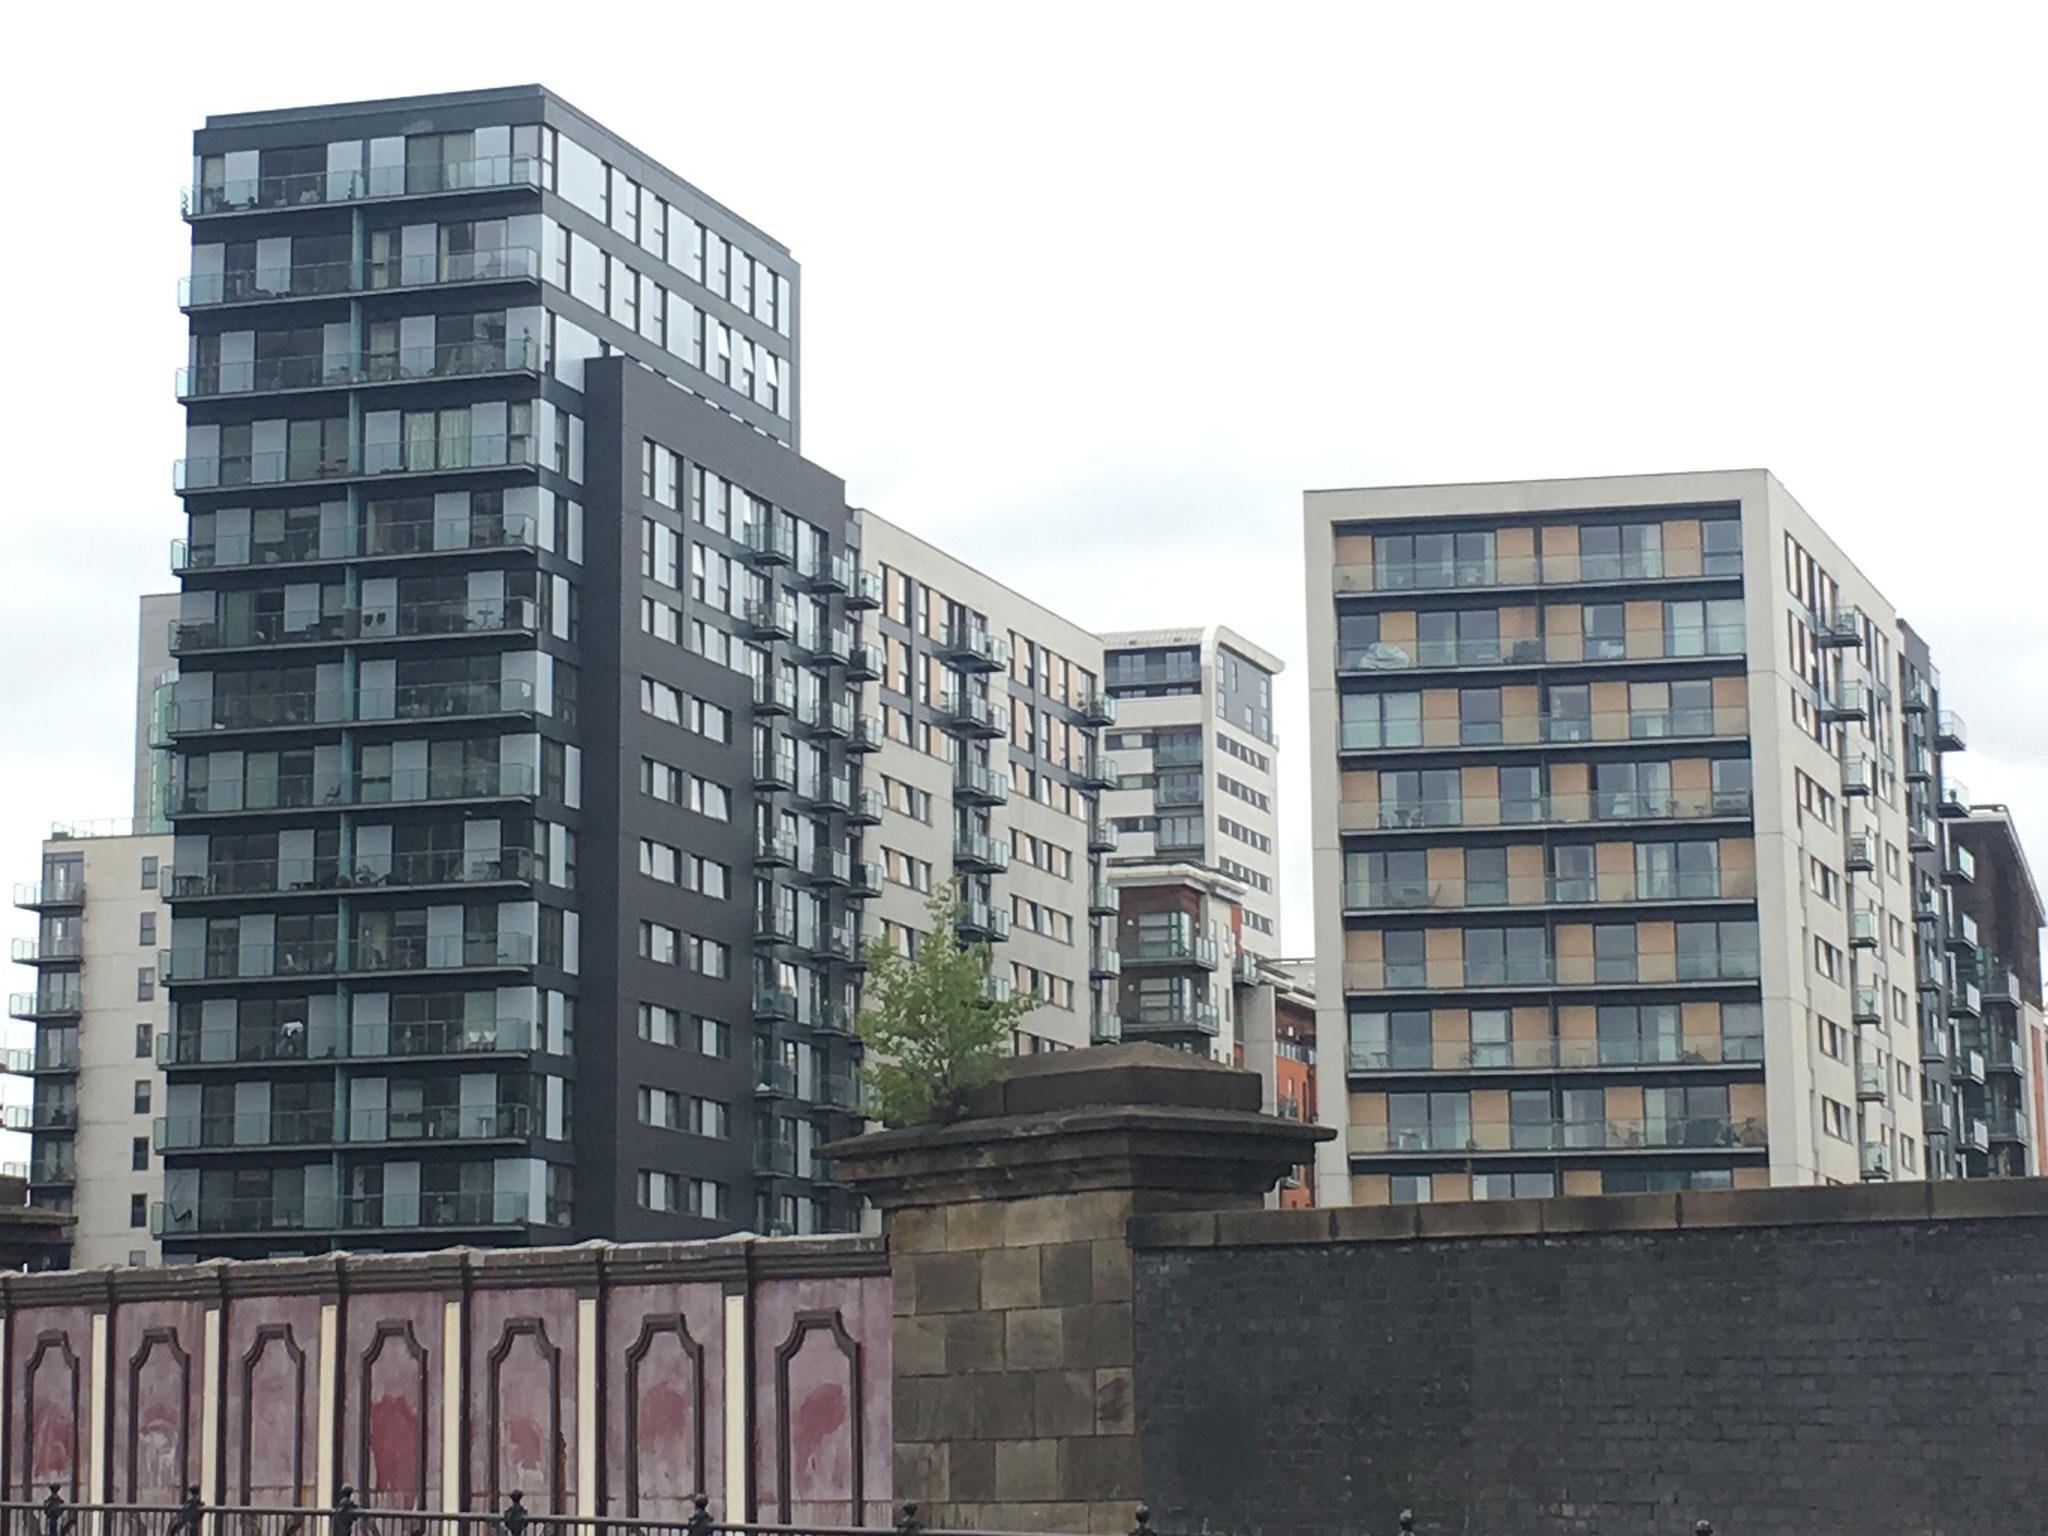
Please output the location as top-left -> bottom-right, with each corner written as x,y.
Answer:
1130,1183 -> 2048,1536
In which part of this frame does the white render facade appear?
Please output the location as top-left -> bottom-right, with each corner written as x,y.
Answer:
12,829 -> 172,1267
1307,470 -> 1973,1208
1097,626 -> 1284,956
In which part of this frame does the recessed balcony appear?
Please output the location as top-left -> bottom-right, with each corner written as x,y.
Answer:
174,434 -> 540,496
1123,1001 -> 1222,1039
181,247 -> 544,309
176,338 -> 541,401
183,155 -> 543,220
1122,934 -> 1219,970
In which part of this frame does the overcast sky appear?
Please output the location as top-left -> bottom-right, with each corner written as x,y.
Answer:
5,5 -> 2046,1094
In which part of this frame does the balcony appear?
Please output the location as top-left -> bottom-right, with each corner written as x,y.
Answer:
1088,821 -> 1119,854
979,974 -> 1015,1006
155,1189 -> 530,1240
1981,967 -> 2021,1008
848,788 -> 885,825
847,566 -> 884,609
172,762 -> 540,820
849,861 -> 884,898
958,901 -> 1011,943
1859,1143 -> 1894,1181
955,762 -> 1010,806
797,696 -> 855,740
753,1050 -> 797,1099
937,621 -> 1010,673
26,1045 -> 76,1074
1077,692 -> 1117,727
9,992 -> 82,1022
1988,1037 -> 2027,1076
14,878 -> 85,911
1903,677 -> 1932,713
1079,754 -> 1119,792
1122,933 -> 1219,969
1089,947 -> 1122,980
755,829 -> 798,868
1849,908 -> 1880,949
1234,951 -> 1262,986
847,714 -> 884,753
742,596 -> 797,641
754,744 -> 797,791
810,921 -> 859,963
753,671 -> 796,715
1819,681 -> 1869,724
181,246 -> 544,309
1840,758 -> 1874,797
846,642 -> 884,681
1349,1033 -> 1768,1075
1936,710 -> 1967,753
176,434 -> 540,495
1903,744 -> 1934,783
954,830 -> 1011,873
1344,1115 -> 1769,1157
172,597 -> 541,657
801,625 -> 856,669
1091,1013 -> 1124,1044
1813,607 -> 1863,648
939,689 -> 1004,737
799,773 -> 854,814
183,154 -> 543,219
178,847 -> 535,901
1954,1049 -> 1987,1085
1963,1119 -> 1991,1154
739,520 -> 798,566
1947,911 -> 1979,951
754,987 -> 798,1024
1920,1025 -> 1950,1065
1944,844 -> 1976,885
812,1071 -> 872,1117
1989,1108 -> 2031,1146
1908,812 -> 1938,854
755,904 -> 799,947
1857,1060 -> 1888,1102
1950,981 -> 1982,1018
809,1002 -> 860,1039
799,847 -> 852,888
753,1136 -> 799,1179
11,936 -> 80,965
1124,1001 -> 1222,1038
1088,881 -> 1119,917
1937,779 -> 1970,818
177,339 -> 542,401
1852,986 -> 1882,1025
158,1017 -> 534,1067
1340,706 -> 1749,757
1845,832 -> 1876,873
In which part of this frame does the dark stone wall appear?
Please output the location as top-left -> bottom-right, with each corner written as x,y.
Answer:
1130,1187 -> 2048,1536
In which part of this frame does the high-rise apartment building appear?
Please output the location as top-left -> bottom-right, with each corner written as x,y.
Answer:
1098,628 -> 1283,954
1945,806 -> 2042,1174
1305,470 -> 2003,1206
857,515 -> 1117,1054
11,827 -> 172,1267
164,86 -> 854,1256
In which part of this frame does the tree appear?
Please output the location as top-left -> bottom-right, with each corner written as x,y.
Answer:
856,881 -> 1035,1126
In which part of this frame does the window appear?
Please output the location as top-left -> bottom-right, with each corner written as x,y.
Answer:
1597,1003 -> 1681,1064
1594,923 -> 1636,983
135,1023 -> 152,1059
129,1194 -> 147,1229
1580,522 -> 1662,580
1549,845 -> 1594,903
689,1098 -> 729,1138
1469,1009 -> 1511,1067
1387,1090 -> 1471,1151
138,912 -> 157,946
133,1080 -> 151,1113
637,1169 -> 679,1211
1374,530 -> 1495,590
1388,1174 -> 1433,1205
140,856 -> 159,891
1380,768 -> 1461,829
1349,1009 -> 1433,1070
1384,930 -> 1427,989
1459,688 -> 1502,745
1821,1097 -> 1853,1141
132,1137 -> 150,1172
1815,937 -> 1843,982
698,1018 -> 730,1057
1465,847 -> 1509,905
638,1087 -> 682,1129
1466,928 -> 1548,986
1500,765 -> 1544,824
1701,519 -> 1742,576
1818,1016 -> 1848,1061
639,1003 -> 681,1046
1341,691 -> 1421,750
1473,1171 -> 1556,1200
1582,603 -> 1626,660
1722,1002 -> 1764,1061
136,967 -> 155,1001
1677,920 -> 1760,980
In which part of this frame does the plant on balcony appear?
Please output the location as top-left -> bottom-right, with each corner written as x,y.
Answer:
856,881 -> 1033,1126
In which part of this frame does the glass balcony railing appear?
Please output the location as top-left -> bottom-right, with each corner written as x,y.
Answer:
358,677 -> 540,722
183,155 -> 543,217
173,513 -> 540,572
154,1189 -> 529,1238
1124,1000 -> 1222,1036
159,933 -> 533,982
167,678 -> 535,735
1346,1033 -> 1765,1073
181,247 -> 544,306
1333,548 -> 1742,595
176,339 -> 541,399
9,992 -> 81,1021
154,1108 -> 337,1151
1342,869 -> 1754,912
173,763 -> 539,817
158,1016 -> 535,1067
345,1103 -> 532,1143
176,434 -> 539,492
1337,625 -> 1745,673
1122,934 -> 1220,967
1341,707 -> 1746,754
954,830 -> 1011,870
171,847 -> 534,899
1342,946 -> 1761,992
1346,1115 -> 1769,1155
171,597 -> 541,653
13,877 -> 86,909
345,933 -> 537,974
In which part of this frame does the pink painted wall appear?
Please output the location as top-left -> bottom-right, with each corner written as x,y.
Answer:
0,1238 -> 889,1521
601,1280 -> 725,1520
752,1275 -> 894,1529
109,1300 -> 206,1506
9,1304 -> 92,1502
338,1289 -> 444,1512
222,1294 -> 323,1507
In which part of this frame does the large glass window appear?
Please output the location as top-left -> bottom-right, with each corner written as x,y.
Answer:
1349,1009 -> 1432,1070
1346,850 -> 1429,909
1465,847 -> 1508,905
1388,1091 -> 1471,1151
1712,758 -> 1753,814
1469,1009 -> 1511,1067
1342,691 -> 1422,750
1594,923 -> 1637,982
1595,761 -> 1672,820
1701,518 -> 1743,576
1580,523 -> 1663,581
1598,1004 -> 1682,1064
1460,688 -> 1502,745
1582,603 -> 1626,660
1379,769 -> 1461,829
1376,531 -> 1495,591
1545,684 -> 1591,742
1550,845 -> 1595,902
1645,1084 -> 1730,1147
1337,611 -> 1381,669
1384,931 -> 1427,988
1500,765 -> 1545,824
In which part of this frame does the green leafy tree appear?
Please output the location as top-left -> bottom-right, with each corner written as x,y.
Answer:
856,881 -> 1035,1125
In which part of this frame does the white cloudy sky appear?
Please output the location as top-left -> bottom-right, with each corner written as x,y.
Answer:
4,5 -> 2046,1085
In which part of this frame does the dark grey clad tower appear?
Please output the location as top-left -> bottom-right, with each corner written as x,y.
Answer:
163,86 -> 869,1254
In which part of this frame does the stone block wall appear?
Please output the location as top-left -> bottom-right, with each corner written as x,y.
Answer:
891,1190 -> 1141,1535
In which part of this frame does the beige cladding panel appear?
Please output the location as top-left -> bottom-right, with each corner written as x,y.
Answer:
1346,929 -> 1383,962
1427,847 -> 1463,883
1672,757 -> 1712,791
1471,1089 -> 1510,1125
1638,920 -> 1677,983
1624,600 -> 1663,658
1431,1009 -> 1467,1044
1564,1169 -> 1603,1196
1351,1091 -> 1388,1127
1506,845 -> 1544,881
1682,1001 -> 1720,1054
1606,1083 -> 1645,1121
1541,524 -> 1580,583
1433,1172 -> 1472,1202
1545,605 -> 1584,663
1730,1082 -> 1768,1125
1511,1006 -> 1549,1042
1664,518 -> 1703,578
1351,1173 -> 1391,1206
1721,838 -> 1757,897
1559,1005 -> 1596,1041
1733,1167 -> 1769,1190
1497,527 -> 1536,563
1501,605 -> 1539,640
1380,612 -> 1418,648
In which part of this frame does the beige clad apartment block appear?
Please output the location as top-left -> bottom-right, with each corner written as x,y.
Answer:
1306,470 -> 1938,1208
